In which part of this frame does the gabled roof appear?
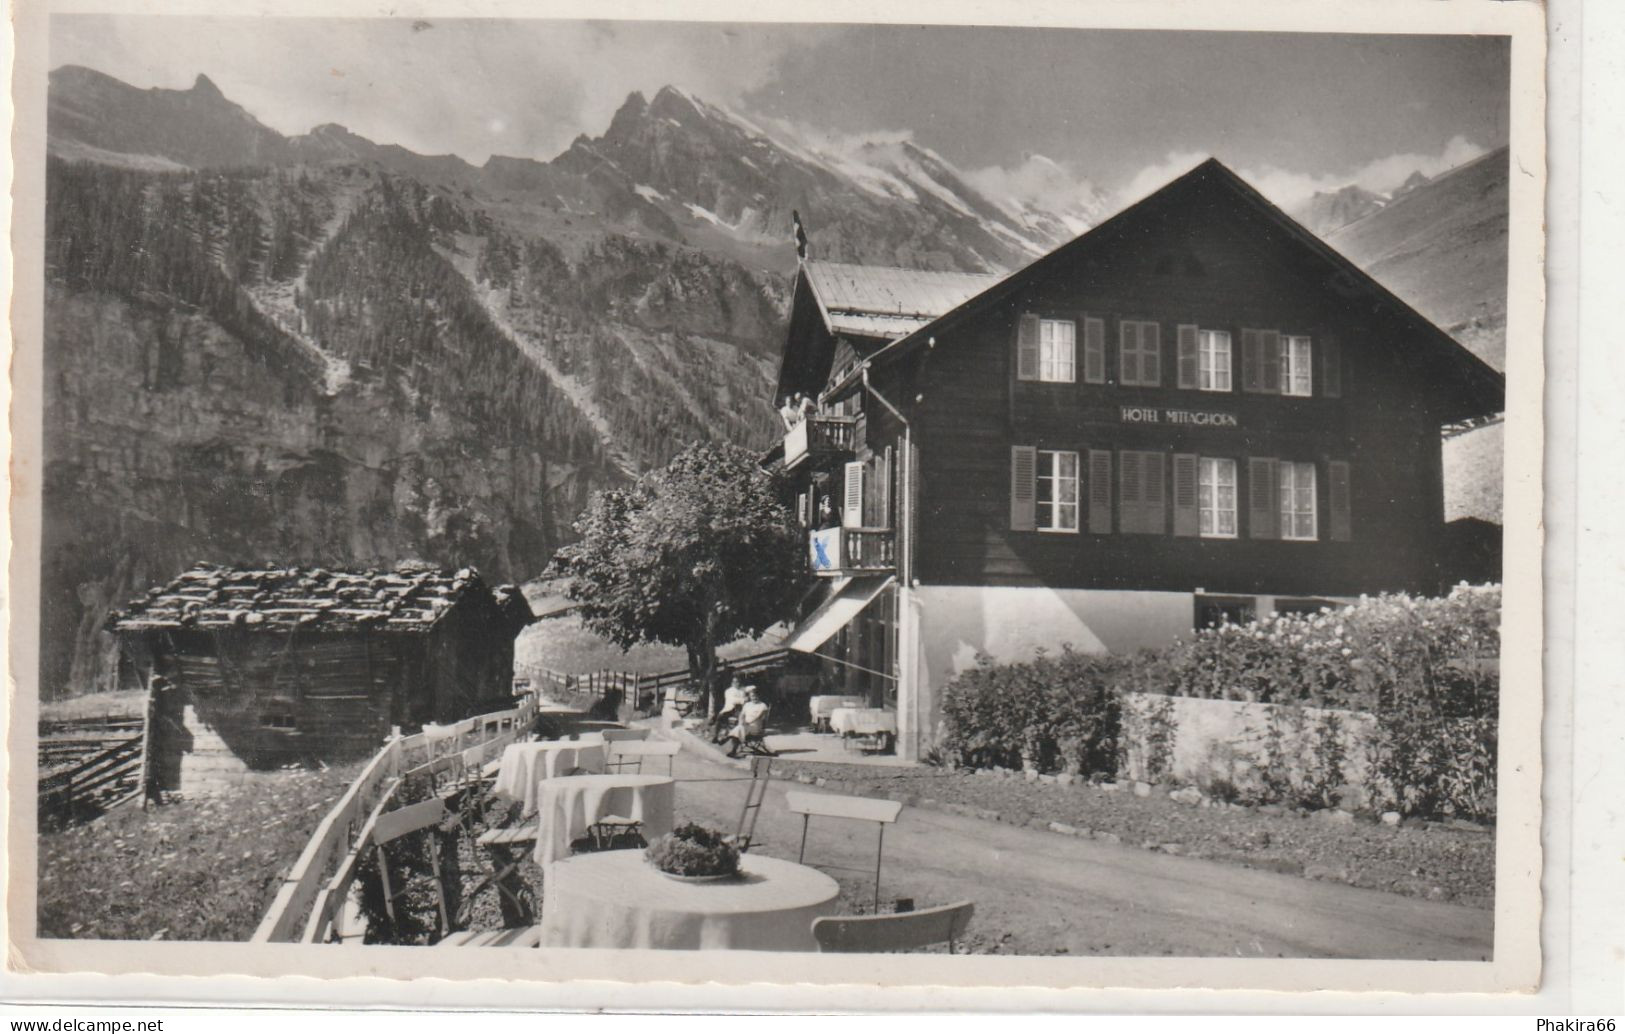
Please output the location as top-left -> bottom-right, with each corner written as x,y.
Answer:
108,561 -> 534,635
802,261 -> 1004,340
827,158 -> 1505,419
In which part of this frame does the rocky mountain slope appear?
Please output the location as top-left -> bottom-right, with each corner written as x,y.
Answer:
1325,149 -> 1510,525
39,64 -> 1507,696
1292,184 -> 1389,237
1328,147 -> 1509,372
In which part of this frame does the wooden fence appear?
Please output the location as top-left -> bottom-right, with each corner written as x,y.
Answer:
251,693 -> 538,944
38,731 -> 145,827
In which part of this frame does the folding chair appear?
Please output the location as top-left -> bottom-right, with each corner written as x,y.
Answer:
811,902 -> 975,954
604,739 -> 680,776
372,797 -> 455,937
785,791 -> 904,911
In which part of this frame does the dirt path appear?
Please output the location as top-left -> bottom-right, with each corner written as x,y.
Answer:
664,747 -> 1493,959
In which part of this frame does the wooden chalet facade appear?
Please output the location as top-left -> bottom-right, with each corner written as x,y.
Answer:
109,562 -> 535,793
772,158 -> 1506,761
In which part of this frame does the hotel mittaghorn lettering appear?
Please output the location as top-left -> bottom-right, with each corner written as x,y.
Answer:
1119,406 -> 1239,427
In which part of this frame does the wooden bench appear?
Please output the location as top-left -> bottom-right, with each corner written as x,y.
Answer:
476,822 -> 540,848
437,926 -> 544,948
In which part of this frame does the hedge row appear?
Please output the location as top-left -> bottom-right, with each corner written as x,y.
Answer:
938,586 -> 1501,820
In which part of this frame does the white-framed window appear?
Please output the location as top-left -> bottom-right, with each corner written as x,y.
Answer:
1198,457 -> 1238,538
1037,449 -> 1080,532
1039,319 -> 1076,383
1282,335 -> 1313,396
1198,329 -> 1232,392
1279,461 -> 1318,540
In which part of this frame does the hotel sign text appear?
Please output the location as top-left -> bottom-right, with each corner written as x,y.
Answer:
1119,406 -> 1238,427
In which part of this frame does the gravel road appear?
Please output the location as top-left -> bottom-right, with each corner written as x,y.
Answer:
666,746 -> 1493,959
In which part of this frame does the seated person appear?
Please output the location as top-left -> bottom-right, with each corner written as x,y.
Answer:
730,689 -> 772,757
710,678 -> 748,736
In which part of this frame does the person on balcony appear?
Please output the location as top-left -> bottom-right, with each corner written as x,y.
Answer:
798,394 -> 818,423
779,393 -> 802,430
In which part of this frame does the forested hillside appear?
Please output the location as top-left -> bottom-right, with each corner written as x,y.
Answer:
41,158 -> 779,697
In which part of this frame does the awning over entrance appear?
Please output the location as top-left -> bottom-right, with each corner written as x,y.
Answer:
784,575 -> 895,653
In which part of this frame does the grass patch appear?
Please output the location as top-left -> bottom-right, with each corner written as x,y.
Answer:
517,612 -> 785,676
38,763 -> 363,941
39,690 -> 148,723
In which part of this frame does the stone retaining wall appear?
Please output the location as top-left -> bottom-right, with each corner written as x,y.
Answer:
1118,692 -> 1379,805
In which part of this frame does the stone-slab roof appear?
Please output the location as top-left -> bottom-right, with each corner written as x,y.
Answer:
108,561 -> 532,635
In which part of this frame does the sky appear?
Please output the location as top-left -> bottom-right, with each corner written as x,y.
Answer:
49,16 -> 1510,211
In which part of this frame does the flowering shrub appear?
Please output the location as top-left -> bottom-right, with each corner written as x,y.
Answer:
938,586 -> 1501,820
941,648 -> 1126,775
1166,586 -> 1500,712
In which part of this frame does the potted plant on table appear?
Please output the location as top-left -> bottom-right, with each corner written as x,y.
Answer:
645,823 -> 741,882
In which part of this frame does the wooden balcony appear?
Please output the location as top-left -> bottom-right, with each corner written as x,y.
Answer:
783,415 -> 857,470
809,526 -> 896,577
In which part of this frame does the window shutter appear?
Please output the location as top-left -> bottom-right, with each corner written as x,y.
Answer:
1117,321 -> 1138,385
1016,314 -> 1040,381
1328,460 -> 1352,541
1177,325 -> 1199,389
1141,323 -> 1163,385
1088,450 -> 1112,534
1248,457 -> 1279,539
1119,451 -> 1143,533
1241,329 -> 1262,392
1260,330 -> 1282,394
1083,317 -> 1106,383
797,492 -> 810,526
842,461 -> 865,529
1010,446 -> 1037,531
1322,337 -> 1342,398
879,447 -> 892,529
1143,451 -> 1166,533
1172,454 -> 1199,536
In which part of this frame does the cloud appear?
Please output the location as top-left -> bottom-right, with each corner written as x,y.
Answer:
48,17 -> 827,163
965,154 -> 1106,226
1116,137 -> 1490,214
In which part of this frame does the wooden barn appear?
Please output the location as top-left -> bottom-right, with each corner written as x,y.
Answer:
769,157 -> 1506,760
109,562 -> 535,793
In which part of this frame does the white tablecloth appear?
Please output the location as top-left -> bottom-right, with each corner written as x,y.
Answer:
532,774 -> 675,866
829,707 -> 898,736
540,850 -> 840,952
809,695 -> 868,723
492,741 -> 608,815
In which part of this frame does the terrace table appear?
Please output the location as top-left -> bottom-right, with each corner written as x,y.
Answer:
829,707 -> 898,753
492,739 -> 608,816
828,707 -> 897,737
809,695 -> 868,732
532,773 -> 676,867
539,849 -> 840,952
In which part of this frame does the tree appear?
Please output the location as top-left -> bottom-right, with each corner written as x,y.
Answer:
548,441 -> 806,714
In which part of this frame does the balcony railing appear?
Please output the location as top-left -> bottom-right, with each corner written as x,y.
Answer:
809,526 -> 896,576
783,415 -> 857,470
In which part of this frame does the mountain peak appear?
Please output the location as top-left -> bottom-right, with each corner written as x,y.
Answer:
604,90 -> 650,139
191,73 -> 225,99
648,84 -> 705,120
